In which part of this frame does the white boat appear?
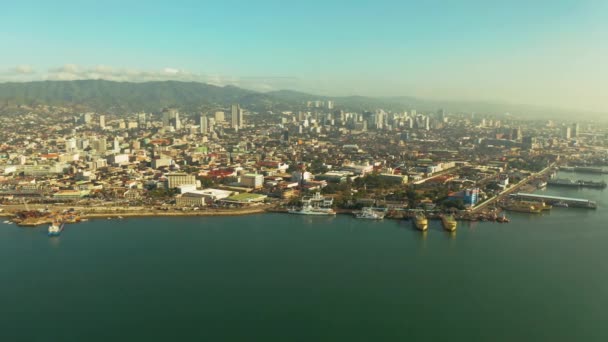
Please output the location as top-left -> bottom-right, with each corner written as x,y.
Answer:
288,192 -> 336,216
48,221 -> 65,237
355,207 -> 385,220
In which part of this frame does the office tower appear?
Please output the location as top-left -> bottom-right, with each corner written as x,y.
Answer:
83,113 -> 93,125
99,115 -> 105,129
562,126 -> 571,139
512,127 -> 522,141
327,101 -> 334,109
572,123 -> 579,137
65,138 -> 77,152
231,104 -> 244,130
214,111 -> 225,122
375,110 -> 386,130
162,108 -> 178,127
91,138 -> 107,153
199,115 -> 208,134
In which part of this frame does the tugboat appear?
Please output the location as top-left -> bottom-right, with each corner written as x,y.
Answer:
413,212 -> 428,231
440,214 -> 457,232
48,220 -> 65,237
355,207 -> 385,220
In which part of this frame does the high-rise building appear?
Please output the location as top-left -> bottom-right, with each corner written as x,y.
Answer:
572,123 -> 579,137
113,137 -> 121,153
137,112 -> 147,127
170,111 -> 181,130
65,138 -> 77,152
214,111 -> 225,122
162,109 -> 178,127
83,113 -> 93,125
91,138 -> 107,153
562,126 -> 571,139
512,127 -> 522,141
231,104 -> 244,130
199,115 -> 208,134
327,101 -> 334,110
99,115 -> 105,129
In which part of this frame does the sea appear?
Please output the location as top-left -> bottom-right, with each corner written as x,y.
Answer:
1,171 -> 607,342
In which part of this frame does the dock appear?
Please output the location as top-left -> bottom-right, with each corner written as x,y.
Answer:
509,193 -> 597,209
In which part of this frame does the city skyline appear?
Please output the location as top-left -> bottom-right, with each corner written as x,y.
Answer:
1,1 -> 607,113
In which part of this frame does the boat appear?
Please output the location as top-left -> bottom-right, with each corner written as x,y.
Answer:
547,178 -> 579,187
48,221 -> 65,237
553,201 -> 569,208
440,214 -> 457,232
355,207 -> 385,220
288,192 -> 336,216
519,200 -> 551,211
496,215 -> 510,223
413,212 -> 428,231
504,201 -> 543,214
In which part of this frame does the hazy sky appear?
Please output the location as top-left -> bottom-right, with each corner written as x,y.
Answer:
1,0 -> 607,112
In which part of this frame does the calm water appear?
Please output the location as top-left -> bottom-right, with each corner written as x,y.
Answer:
1,174 -> 608,341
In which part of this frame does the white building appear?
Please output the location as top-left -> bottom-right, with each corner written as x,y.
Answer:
241,174 -> 264,189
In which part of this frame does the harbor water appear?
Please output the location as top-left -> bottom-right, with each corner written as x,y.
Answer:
1,173 -> 607,341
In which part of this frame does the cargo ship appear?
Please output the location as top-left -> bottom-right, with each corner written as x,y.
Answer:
355,207 -> 385,220
440,214 -> 457,232
548,179 -> 607,189
288,192 -> 336,216
504,201 -> 543,214
413,212 -> 428,231
560,166 -> 608,174
48,221 -> 65,237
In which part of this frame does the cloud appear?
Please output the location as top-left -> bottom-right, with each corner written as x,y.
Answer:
0,64 -> 299,93
41,64 -> 298,92
0,65 -> 36,76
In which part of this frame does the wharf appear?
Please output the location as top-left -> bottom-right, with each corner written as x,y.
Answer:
510,193 -> 597,209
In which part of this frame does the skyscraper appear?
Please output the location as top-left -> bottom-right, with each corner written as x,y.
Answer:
572,123 -> 579,137
199,115 -> 208,134
99,115 -> 105,129
231,104 -> 244,130
563,126 -> 571,139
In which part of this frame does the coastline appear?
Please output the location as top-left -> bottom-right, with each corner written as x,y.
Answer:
0,205 -> 271,224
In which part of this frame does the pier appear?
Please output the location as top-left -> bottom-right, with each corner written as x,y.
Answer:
509,193 -> 597,209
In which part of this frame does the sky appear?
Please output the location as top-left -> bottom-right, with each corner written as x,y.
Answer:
1,0 -> 607,112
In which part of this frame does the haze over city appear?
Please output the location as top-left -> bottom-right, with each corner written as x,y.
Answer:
1,0 -> 607,113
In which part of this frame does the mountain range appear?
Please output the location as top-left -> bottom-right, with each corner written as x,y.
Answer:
0,79 -> 599,120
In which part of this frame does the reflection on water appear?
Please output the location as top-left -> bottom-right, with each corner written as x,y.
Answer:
48,236 -> 61,248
